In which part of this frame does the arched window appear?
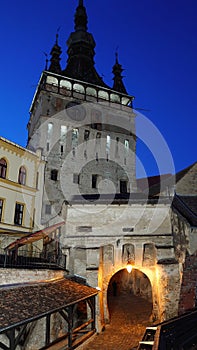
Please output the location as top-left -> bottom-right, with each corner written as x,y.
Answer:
18,166 -> 26,185
0,158 -> 7,179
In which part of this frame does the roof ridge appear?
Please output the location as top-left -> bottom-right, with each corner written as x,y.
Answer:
175,194 -> 197,218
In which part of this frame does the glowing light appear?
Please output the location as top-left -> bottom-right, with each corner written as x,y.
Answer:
126,261 -> 133,273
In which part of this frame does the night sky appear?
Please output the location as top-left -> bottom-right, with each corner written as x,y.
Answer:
1,0 -> 196,177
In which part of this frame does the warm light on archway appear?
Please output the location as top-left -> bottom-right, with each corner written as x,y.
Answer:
126,261 -> 133,273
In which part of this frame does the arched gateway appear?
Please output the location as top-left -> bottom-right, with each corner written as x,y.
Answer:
107,269 -> 153,326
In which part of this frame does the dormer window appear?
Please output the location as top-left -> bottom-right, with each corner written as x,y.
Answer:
0,158 -> 7,179
18,166 -> 26,185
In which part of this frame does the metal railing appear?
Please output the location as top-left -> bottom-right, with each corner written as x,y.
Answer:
0,248 -> 67,270
138,309 -> 197,349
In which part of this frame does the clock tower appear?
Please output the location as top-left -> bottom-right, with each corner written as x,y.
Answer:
27,0 -> 137,224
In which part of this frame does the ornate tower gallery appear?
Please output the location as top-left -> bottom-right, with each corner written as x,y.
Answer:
27,1 -> 186,332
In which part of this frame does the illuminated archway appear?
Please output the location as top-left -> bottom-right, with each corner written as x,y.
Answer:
107,268 -> 153,324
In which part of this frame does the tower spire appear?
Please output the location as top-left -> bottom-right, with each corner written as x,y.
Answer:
112,52 -> 128,94
62,0 -> 108,87
48,30 -> 62,74
74,0 -> 88,31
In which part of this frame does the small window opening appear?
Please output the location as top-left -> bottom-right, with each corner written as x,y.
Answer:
125,139 -> 129,151
73,174 -> 80,184
92,174 -> 98,189
120,180 -> 127,194
72,128 -> 79,148
84,130 -> 90,141
45,204 -> 51,215
51,169 -> 58,181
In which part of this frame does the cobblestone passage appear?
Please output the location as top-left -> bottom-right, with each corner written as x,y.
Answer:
82,292 -> 153,350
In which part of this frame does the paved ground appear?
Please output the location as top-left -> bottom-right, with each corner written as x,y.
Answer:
81,292 -> 153,350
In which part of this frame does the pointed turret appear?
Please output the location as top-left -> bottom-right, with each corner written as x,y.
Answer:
48,33 -> 62,74
74,0 -> 88,31
62,0 -> 108,87
112,53 -> 128,94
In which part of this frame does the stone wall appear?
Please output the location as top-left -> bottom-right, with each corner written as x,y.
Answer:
179,251 -> 197,314
0,268 -> 65,285
61,201 -> 183,328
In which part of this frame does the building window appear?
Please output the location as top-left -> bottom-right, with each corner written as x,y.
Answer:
61,125 -> 67,141
72,128 -> 79,148
120,180 -> 127,194
125,139 -> 129,151
73,173 -> 80,184
0,199 -> 4,222
47,122 -> 53,151
60,126 -> 67,155
96,133 -> 101,150
115,137 -> 119,157
96,132 -> 101,139
14,203 -> 24,225
91,109 -> 102,130
106,135 -> 110,152
0,158 -> 7,179
51,169 -> 58,181
84,130 -> 90,141
18,166 -> 26,185
47,122 -> 53,137
92,174 -> 98,189
45,204 -> 51,215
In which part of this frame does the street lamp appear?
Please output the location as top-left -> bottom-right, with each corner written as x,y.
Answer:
126,260 -> 133,273
126,248 -> 134,273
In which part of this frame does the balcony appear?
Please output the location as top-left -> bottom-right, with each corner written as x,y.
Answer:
0,248 -> 67,270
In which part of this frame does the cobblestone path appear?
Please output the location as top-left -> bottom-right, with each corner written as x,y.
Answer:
81,293 -> 153,350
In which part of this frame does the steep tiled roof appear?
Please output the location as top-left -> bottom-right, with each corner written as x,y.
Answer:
176,162 -> 197,183
137,174 -> 172,194
0,277 -> 98,332
172,194 -> 197,227
137,162 -> 197,196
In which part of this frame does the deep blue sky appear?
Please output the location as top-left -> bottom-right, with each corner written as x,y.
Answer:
1,0 -> 196,177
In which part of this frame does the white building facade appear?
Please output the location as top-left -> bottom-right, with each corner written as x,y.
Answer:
0,137 -> 45,249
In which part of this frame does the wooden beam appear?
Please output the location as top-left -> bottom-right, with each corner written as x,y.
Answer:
59,309 -> 70,324
0,341 -> 9,350
6,329 -> 15,350
68,306 -> 73,348
45,314 -> 51,346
